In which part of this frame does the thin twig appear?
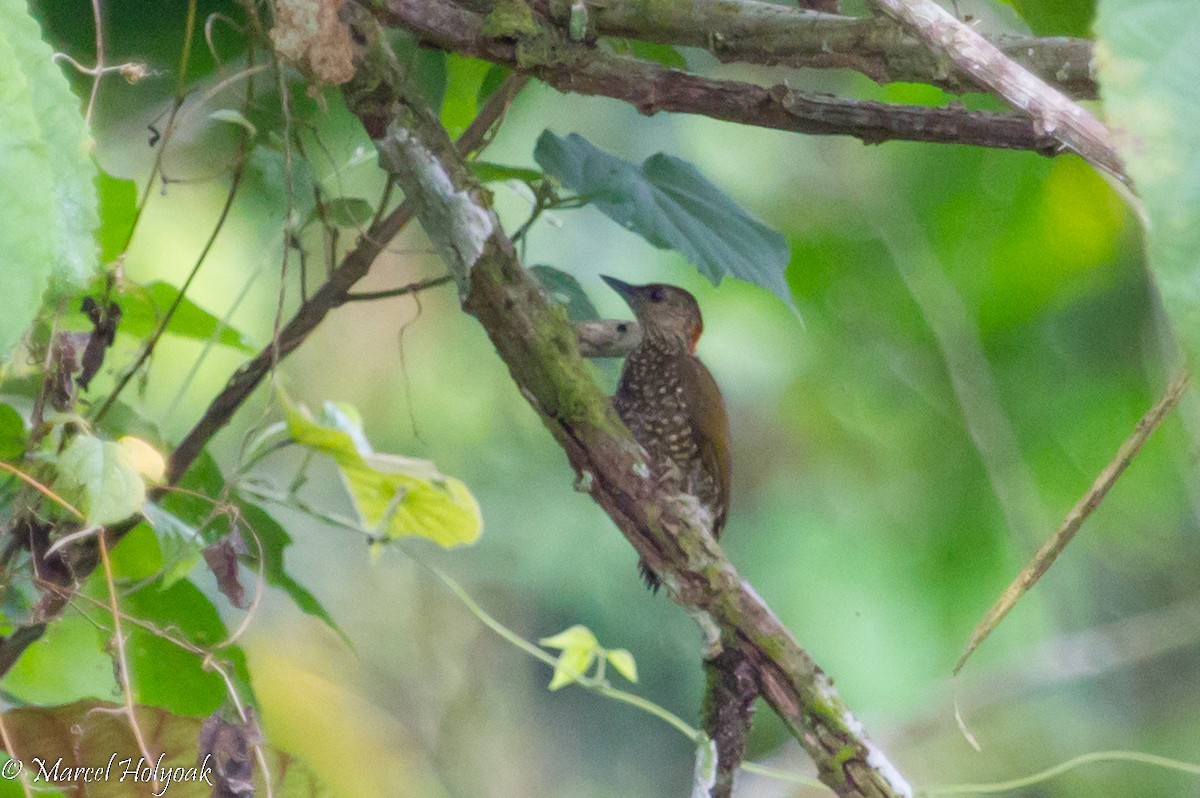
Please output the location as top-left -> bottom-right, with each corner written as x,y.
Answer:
96,533 -> 160,794
341,274 -> 454,303
0,462 -> 84,520
94,46 -> 258,422
954,371 -> 1191,675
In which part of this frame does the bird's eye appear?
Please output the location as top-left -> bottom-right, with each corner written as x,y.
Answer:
648,286 -> 665,303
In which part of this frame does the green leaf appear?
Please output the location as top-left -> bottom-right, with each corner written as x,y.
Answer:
625,41 -> 687,69
0,0 -> 99,358
0,402 -> 26,460
440,54 -> 495,139
56,434 -> 146,524
539,624 -> 599,690
1096,1 -> 1200,363
0,615 -> 115,705
282,392 -> 483,547
477,63 -> 511,104
533,131 -> 794,308
118,280 -> 255,352
605,648 -> 638,683
530,264 -> 601,321
142,501 -> 205,587
1004,0 -> 1095,36
107,521 -> 164,581
96,170 -> 137,263
209,107 -> 258,137
120,577 -> 243,715
471,161 -> 544,184
322,197 -> 375,227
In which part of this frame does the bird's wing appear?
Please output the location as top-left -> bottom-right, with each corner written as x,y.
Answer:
680,354 -> 733,537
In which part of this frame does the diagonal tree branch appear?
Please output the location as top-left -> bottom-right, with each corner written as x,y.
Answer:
529,0 -> 1097,98
869,0 -> 1125,182
342,11 -> 912,797
379,0 -> 1072,157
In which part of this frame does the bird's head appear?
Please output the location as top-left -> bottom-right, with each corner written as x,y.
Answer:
601,276 -> 703,352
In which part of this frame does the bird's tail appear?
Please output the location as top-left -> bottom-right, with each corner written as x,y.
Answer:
701,640 -> 757,798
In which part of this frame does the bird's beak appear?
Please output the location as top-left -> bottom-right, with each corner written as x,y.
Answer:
600,274 -> 637,305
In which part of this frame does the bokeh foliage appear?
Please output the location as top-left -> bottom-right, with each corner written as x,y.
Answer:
1,0 -> 1199,796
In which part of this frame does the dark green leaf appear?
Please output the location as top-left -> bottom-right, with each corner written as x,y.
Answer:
0,403 -> 26,460
245,144 -> 318,221
96,171 -> 137,264
118,280 -> 255,352
107,522 -> 165,581
530,265 -> 601,320
142,501 -> 204,587
119,577 -> 249,715
477,63 -> 511,104
534,131 -> 794,308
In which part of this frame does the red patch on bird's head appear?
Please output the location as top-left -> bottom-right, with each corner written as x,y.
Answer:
688,319 -> 703,353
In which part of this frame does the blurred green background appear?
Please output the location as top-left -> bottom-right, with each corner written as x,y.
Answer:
13,0 -> 1200,796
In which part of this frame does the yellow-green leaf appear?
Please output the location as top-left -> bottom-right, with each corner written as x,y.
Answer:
56,434 -> 146,524
540,624 -> 600,690
281,392 -> 482,547
606,648 -> 638,683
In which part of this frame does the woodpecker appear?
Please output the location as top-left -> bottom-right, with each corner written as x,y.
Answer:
602,276 -> 750,798
601,276 -> 732,555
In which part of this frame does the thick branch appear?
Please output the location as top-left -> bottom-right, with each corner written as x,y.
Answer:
531,0 -> 1097,98
343,14 -> 911,798
380,0 -> 1070,157
575,319 -> 641,358
869,0 -> 1124,182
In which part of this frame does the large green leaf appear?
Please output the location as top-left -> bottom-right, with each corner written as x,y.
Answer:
533,131 -> 793,307
118,281 -> 255,352
119,577 -> 248,716
1096,2 -> 1200,364
281,393 -> 483,547
0,0 -> 99,358
55,434 -> 146,525
0,615 -> 115,705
